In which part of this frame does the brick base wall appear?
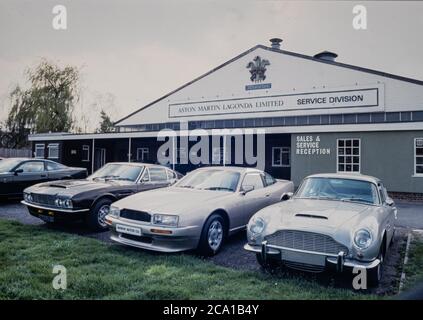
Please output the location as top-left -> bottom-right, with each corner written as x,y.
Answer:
389,192 -> 423,202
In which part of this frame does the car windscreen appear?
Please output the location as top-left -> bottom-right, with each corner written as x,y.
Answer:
89,164 -> 144,182
0,159 -> 23,173
295,177 -> 379,205
175,169 -> 240,192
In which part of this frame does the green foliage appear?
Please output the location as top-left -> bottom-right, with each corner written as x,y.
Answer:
97,109 -> 115,133
2,60 -> 79,148
0,220 -> 372,300
403,234 -> 423,290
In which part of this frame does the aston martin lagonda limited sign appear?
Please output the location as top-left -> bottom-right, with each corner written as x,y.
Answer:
168,84 -> 383,118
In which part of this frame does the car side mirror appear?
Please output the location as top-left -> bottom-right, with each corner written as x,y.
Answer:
13,168 -> 23,175
241,185 -> 254,195
385,197 -> 395,206
281,192 -> 293,201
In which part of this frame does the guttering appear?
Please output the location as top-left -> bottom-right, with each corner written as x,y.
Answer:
28,122 -> 423,141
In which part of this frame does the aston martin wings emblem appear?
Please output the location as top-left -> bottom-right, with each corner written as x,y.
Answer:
246,56 -> 270,83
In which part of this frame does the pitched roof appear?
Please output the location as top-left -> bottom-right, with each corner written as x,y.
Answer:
114,44 -> 423,126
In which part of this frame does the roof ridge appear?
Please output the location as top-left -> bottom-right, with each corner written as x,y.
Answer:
115,44 -> 423,126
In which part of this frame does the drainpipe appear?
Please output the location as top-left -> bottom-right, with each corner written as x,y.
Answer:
223,135 -> 226,166
91,138 -> 95,174
172,136 -> 176,171
128,137 -> 132,162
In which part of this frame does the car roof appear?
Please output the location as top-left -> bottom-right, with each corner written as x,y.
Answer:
306,173 -> 381,184
105,162 -> 171,169
195,166 -> 263,174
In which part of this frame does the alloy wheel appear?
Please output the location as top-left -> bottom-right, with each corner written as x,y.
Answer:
208,220 -> 223,251
97,204 -> 110,228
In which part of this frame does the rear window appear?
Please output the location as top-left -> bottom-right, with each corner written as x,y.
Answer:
264,173 -> 276,186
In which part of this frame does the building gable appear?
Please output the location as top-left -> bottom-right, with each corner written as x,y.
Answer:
115,44 -> 423,127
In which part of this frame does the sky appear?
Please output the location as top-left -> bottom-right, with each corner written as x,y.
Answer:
1,0 -> 422,131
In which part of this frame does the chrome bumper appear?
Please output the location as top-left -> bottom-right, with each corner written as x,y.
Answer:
106,215 -> 201,253
21,201 -> 89,213
244,241 -> 380,272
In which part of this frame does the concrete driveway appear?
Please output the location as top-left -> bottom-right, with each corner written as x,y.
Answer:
1,198 -> 422,295
2,199 -> 422,229
394,200 -> 423,229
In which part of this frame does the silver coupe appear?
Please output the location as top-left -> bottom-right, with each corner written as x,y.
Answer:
105,166 -> 294,255
244,173 -> 397,286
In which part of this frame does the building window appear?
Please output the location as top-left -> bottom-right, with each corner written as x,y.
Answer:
82,145 -> 90,162
415,138 -> 423,176
137,147 -> 149,162
337,139 -> 360,173
34,144 -> 45,158
212,147 -> 224,164
47,143 -> 59,159
272,147 -> 290,167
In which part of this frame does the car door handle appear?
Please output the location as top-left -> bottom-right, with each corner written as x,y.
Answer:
265,194 -> 270,197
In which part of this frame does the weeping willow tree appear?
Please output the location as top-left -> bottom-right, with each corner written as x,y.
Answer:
2,60 -> 79,148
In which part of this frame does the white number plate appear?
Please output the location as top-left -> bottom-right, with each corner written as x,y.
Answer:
116,224 -> 142,236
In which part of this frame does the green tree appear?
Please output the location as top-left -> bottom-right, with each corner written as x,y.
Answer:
3,60 -> 79,148
97,109 -> 115,133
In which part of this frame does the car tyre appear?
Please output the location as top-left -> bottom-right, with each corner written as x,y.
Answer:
86,198 -> 112,231
368,243 -> 386,287
197,214 -> 226,256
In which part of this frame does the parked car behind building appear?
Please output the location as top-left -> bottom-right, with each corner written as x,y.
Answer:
105,166 -> 294,255
22,162 -> 181,230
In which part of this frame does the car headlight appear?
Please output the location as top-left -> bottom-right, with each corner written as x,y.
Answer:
152,214 -> 179,227
354,229 -> 373,249
24,193 -> 32,202
54,197 -> 72,208
63,199 -> 73,208
249,216 -> 266,235
109,206 -> 120,217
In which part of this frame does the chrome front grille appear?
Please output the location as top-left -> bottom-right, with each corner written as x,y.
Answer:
31,193 -> 56,207
265,230 -> 348,255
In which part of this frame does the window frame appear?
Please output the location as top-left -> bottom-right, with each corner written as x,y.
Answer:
271,147 -> 290,167
136,147 -> 150,162
148,166 -> 169,182
47,143 -> 59,159
240,173 -> 265,191
34,144 -> 45,159
16,160 -> 46,173
414,138 -> 423,177
336,138 -> 361,173
82,145 -> 90,162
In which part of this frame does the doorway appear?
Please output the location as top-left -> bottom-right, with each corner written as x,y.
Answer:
94,148 -> 106,171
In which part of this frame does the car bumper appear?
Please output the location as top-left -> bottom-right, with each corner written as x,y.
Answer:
244,241 -> 380,272
105,215 -> 201,253
22,201 -> 89,222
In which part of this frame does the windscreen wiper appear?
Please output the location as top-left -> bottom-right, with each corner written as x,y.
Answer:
203,187 -> 233,191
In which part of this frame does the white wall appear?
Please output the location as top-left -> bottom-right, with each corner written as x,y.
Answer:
117,46 -> 423,126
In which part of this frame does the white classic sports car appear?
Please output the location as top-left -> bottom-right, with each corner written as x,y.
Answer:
244,173 -> 398,286
105,166 -> 294,255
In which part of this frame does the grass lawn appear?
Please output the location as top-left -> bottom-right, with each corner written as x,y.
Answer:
402,232 -> 423,291
0,219 -> 380,299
